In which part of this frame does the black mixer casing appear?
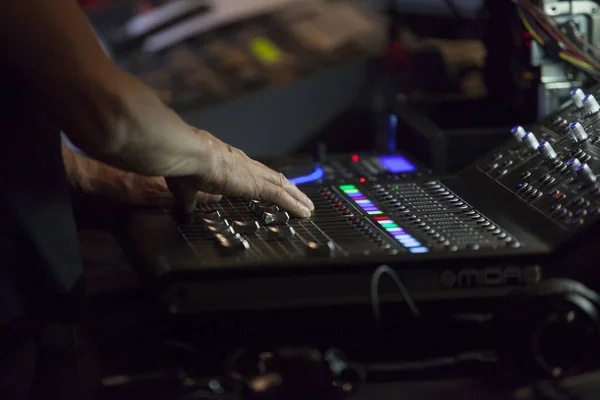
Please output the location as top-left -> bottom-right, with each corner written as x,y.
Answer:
123,91 -> 600,314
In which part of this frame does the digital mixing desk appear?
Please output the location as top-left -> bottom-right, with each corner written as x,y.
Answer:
124,88 -> 600,314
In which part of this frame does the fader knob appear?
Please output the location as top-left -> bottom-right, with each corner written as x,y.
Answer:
233,220 -> 260,234
577,163 -> 598,184
538,141 -> 558,161
511,125 -> 527,142
522,132 -> 540,151
215,234 -> 250,255
250,201 -> 279,217
567,158 -> 582,178
570,88 -> 586,108
262,211 -> 290,226
569,122 -> 589,142
306,241 -> 336,257
266,225 -> 296,240
583,94 -> 600,115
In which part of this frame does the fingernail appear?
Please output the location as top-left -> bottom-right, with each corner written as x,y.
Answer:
308,199 -> 315,211
302,206 -> 312,218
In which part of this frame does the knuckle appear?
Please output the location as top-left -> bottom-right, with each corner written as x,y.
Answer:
277,172 -> 287,185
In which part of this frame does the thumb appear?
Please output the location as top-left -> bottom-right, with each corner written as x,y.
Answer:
165,177 -> 222,213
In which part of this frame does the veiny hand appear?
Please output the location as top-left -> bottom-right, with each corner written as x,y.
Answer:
89,72 -> 314,218
62,144 -> 221,207
166,129 -> 315,217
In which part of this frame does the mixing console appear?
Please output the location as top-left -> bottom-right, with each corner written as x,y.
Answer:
124,86 -> 600,313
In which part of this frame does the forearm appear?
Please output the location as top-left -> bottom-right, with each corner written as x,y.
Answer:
0,0 -> 208,175
0,0 -> 123,153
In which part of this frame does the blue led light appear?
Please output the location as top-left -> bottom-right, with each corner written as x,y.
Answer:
402,242 -> 422,248
347,192 -> 364,198
387,228 -> 405,233
378,155 -> 417,173
410,247 -> 430,254
395,234 -> 413,241
289,166 -> 325,185
355,200 -> 372,204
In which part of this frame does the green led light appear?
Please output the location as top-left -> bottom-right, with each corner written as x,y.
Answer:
344,189 -> 360,194
381,223 -> 399,229
339,185 -> 357,191
368,211 -> 383,215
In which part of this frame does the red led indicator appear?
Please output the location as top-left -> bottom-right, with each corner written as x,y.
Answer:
359,177 -> 366,183
373,216 -> 389,221
351,155 -> 360,162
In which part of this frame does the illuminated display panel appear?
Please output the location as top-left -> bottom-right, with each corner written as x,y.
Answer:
339,185 -> 429,253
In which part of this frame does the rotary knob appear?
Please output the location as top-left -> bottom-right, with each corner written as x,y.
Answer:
567,158 -> 582,178
511,125 -> 527,142
577,163 -> 598,184
538,141 -> 558,161
262,211 -> 290,226
570,88 -> 586,109
583,94 -> 600,115
523,132 -> 540,151
569,122 -> 589,143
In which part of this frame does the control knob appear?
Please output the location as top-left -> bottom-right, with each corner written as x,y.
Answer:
569,122 -> 589,143
538,141 -> 558,161
570,88 -> 586,109
522,132 -> 540,151
583,94 -> 600,115
567,158 -> 582,178
576,163 -> 598,184
511,125 -> 527,142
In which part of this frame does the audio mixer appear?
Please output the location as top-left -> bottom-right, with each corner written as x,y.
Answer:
124,88 -> 600,314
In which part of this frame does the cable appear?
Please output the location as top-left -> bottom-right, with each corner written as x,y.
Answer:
518,8 -> 545,45
370,265 -> 421,331
361,351 -> 497,373
515,1 -> 600,79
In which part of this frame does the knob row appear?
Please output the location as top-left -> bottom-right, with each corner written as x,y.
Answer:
570,88 -> 600,115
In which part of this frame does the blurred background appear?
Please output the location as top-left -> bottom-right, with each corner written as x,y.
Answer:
78,0 -> 600,173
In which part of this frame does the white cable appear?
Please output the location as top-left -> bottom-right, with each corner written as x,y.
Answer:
370,265 -> 421,331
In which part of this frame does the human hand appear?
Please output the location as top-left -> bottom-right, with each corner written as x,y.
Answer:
77,71 -> 314,217
62,144 -> 221,207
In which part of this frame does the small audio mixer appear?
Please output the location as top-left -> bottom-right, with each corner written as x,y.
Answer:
124,88 -> 600,314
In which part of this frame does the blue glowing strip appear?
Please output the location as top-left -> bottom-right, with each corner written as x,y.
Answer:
289,166 -> 325,185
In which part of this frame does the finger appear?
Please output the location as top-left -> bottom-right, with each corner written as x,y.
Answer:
196,192 -> 222,205
258,180 -> 312,218
251,160 -> 314,211
165,177 -> 198,214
